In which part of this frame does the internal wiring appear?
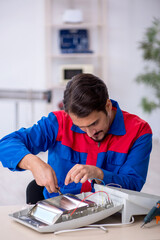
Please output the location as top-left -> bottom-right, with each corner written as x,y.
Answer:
89,178 -> 123,189
88,177 -> 105,185
106,183 -> 122,188
70,190 -> 110,216
54,181 -> 134,235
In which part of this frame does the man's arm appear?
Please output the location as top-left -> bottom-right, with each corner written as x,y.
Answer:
18,154 -> 58,193
0,112 -> 58,170
102,133 -> 152,191
0,112 -> 59,193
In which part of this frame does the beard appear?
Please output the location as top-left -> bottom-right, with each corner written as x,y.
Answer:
91,130 -> 107,142
91,110 -> 111,142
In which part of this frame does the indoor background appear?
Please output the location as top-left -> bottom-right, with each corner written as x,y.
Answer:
0,0 -> 160,205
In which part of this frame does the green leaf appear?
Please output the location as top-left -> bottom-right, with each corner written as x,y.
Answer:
135,18 -> 160,113
141,98 -> 158,113
136,71 -> 160,89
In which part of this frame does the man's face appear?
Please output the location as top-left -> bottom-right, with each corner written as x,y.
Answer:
69,100 -> 113,142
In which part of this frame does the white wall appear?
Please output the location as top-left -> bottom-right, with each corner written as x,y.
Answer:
107,0 -> 160,140
0,0 -> 160,205
0,0 -> 47,205
0,0 -> 45,90
0,0 -> 46,137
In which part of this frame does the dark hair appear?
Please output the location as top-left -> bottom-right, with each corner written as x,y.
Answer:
63,73 -> 109,117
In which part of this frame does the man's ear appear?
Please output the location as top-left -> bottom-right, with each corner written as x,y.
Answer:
105,99 -> 112,112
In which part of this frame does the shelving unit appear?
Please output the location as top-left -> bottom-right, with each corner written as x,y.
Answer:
45,0 -> 107,109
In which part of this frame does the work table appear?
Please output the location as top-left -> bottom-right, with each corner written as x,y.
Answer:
0,205 -> 160,240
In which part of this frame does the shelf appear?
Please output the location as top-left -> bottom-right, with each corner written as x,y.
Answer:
47,23 -> 104,29
45,0 -> 107,104
51,84 -> 66,89
49,53 -> 102,59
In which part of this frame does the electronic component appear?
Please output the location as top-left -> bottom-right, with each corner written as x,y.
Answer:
10,184 -> 160,233
9,190 -> 121,232
27,194 -> 97,225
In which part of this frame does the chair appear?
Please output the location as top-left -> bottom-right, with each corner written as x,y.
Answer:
26,180 -> 44,204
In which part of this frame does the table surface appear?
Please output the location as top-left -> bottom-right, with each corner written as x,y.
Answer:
1,205 -> 160,240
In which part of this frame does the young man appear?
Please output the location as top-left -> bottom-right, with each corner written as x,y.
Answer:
0,74 -> 152,200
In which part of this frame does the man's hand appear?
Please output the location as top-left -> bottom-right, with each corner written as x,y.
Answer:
65,164 -> 104,185
18,154 -> 58,193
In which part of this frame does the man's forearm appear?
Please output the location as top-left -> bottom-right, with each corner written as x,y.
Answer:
18,154 -> 41,171
18,153 -> 58,193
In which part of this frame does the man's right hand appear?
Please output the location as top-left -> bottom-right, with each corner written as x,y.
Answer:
18,154 -> 58,193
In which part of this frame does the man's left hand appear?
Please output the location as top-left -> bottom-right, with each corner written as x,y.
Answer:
65,164 -> 104,185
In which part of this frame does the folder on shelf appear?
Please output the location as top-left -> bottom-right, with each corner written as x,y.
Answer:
59,29 -> 93,54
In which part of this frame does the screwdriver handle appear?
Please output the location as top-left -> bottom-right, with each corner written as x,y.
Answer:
143,200 -> 160,225
144,206 -> 159,224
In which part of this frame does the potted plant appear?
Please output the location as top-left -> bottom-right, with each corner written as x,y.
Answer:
136,18 -> 160,113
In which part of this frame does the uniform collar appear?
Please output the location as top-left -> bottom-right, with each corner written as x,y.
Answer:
107,99 -> 126,136
71,99 -> 126,136
71,123 -> 85,133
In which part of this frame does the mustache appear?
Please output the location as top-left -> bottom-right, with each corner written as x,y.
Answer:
93,130 -> 103,136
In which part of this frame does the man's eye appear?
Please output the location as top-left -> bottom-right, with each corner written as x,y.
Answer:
92,121 -> 98,126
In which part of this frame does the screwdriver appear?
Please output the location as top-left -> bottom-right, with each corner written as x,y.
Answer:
141,200 -> 160,227
56,187 -> 62,195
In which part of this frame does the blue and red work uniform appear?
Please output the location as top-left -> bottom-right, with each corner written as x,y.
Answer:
0,100 -> 152,199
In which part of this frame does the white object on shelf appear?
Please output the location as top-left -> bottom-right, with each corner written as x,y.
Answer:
62,9 -> 83,23
60,64 -> 94,84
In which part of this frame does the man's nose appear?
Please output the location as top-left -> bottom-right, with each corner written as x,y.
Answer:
86,127 -> 96,138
